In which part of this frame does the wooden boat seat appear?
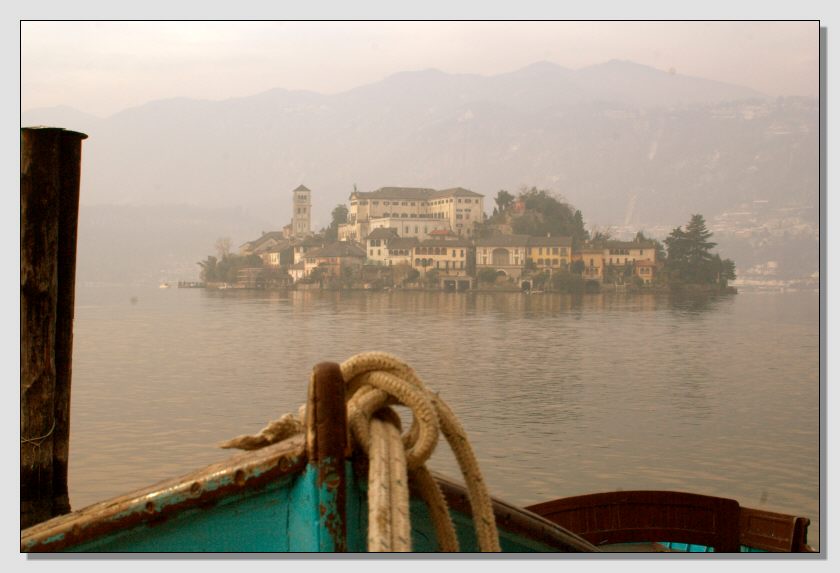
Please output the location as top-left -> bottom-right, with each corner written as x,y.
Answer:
525,490 -> 812,552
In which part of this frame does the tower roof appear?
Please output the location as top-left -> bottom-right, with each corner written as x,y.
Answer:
292,184 -> 311,193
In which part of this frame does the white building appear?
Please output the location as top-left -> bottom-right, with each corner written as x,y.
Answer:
365,228 -> 419,266
338,186 -> 484,242
369,216 -> 450,241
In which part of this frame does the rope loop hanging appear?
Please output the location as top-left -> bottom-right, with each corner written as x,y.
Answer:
220,351 -> 500,552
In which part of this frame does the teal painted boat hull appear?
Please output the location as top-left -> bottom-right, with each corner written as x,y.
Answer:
21,435 -> 594,553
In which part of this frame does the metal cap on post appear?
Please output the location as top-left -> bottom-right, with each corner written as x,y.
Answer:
20,127 -> 87,528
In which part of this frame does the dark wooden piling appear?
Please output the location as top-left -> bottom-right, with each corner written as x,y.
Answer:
20,127 -> 87,528
306,362 -> 348,551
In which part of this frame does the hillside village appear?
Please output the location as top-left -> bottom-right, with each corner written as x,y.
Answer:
198,184 -> 677,293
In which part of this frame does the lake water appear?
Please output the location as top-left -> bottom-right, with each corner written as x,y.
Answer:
67,285 -> 821,549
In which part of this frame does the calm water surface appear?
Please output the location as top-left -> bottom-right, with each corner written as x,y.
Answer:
68,286 -> 821,548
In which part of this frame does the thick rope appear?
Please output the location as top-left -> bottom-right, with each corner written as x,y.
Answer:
220,352 -> 500,552
219,412 -> 303,451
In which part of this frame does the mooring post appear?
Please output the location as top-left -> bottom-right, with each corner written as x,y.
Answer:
20,127 -> 87,528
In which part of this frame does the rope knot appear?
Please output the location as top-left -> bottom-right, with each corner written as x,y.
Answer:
219,351 -> 500,552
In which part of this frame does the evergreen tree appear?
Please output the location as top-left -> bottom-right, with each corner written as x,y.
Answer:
683,214 -> 717,276
664,214 -> 732,286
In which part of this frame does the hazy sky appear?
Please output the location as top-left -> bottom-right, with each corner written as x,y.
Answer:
21,21 -> 818,117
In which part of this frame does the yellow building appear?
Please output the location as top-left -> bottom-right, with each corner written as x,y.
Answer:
526,236 -> 573,270
573,248 -> 605,282
602,240 -> 657,266
634,260 -> 657,285
576,239 -> 658,283
412,239 -> 472,276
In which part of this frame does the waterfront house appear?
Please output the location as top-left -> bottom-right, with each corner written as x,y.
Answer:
305,242 -> 367,279
412,238 -> 472,277
573,248 -> 605,282
634,259 -> 657,285
365,227 -> 400,265
387,237 -> 419,267
475,234 -> 531,280
526,236 -> 573,271
601,240 -> 657,266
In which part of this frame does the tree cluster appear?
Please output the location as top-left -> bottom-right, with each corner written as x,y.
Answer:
664,214 -> 736,288
491,187 -> 589,246
198,250 -> 263,284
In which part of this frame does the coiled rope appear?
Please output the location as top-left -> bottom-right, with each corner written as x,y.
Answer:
220,352 -> 500,552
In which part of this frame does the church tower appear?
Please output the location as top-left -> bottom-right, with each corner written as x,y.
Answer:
291,184 -> 312,238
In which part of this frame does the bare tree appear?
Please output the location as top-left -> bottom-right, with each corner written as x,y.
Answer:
215,237 -> 232,259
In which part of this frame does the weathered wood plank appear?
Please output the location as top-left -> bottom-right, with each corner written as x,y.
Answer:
20,127 -> 87,528
303,361 -> 348,551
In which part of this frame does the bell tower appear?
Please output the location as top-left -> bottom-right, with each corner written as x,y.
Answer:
291,185 -> 312,238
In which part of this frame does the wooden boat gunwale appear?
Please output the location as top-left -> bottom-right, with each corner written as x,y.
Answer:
526,490 -> 815,553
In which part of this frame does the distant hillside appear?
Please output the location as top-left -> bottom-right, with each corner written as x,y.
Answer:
21,60 -> 783,224
21,60 -> 817,284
